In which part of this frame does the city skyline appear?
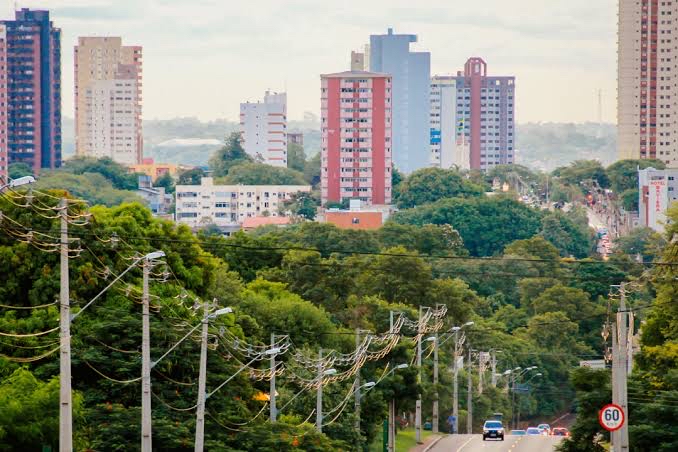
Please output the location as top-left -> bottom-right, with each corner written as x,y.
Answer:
3,0 -> 616,124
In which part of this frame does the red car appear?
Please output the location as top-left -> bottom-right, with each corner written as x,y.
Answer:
551,427 -> 570,437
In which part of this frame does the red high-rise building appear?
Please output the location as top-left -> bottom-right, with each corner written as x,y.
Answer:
321,71 -> 392,206
0,9 -> 61,182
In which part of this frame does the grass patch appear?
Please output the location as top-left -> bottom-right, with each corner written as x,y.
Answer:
369,427 -> 434,452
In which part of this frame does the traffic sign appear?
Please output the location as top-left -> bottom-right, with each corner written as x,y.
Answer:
599,403 -> 625,432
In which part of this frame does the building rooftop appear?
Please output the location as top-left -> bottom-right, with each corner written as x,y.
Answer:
242,216 -> 291,229
321,70 -> 390,79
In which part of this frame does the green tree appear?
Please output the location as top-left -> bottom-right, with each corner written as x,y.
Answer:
393,196 -> 543,256
61,156 -> 140,190
553,160 -> 610,189
606,159 -> 665,193
303,152 -> 321,186
222,162 -> 307,185
177,167 -> 205,185
7,162 -> 33,180
539,210 -> 595,258
209,132 -> 252,177
154,172 -> 175,194
281,191 -> 319,220
615,227 -> 666,262
0,369 -> 83,451
287,142 -> 306,173
33,173 -> 143,207
396,167 -> 484,208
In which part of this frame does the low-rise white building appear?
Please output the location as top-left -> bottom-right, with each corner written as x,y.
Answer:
638,167 -> 678,232
240,91 -> 287,167
175,177 -> 311,228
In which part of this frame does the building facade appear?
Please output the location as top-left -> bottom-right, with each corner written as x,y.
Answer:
288,132 -> 303,146
369,28 -> 430,173
431,58 -> 515,171
0,9 -> 61,181
74,37 -> 143,165
320,70 -> 392,206
240,91 -> 287,167
618,1 -> 678,164
175,177 -> 310,228
638,167 -> 678,232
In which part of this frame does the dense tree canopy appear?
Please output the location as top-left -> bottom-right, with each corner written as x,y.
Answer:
208,132 -> 252,177
395,167 -> 484,208
222,162 -> 307,186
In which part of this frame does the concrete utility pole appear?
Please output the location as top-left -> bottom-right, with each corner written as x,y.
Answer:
354,329 -> 362,434
59,198 -> 73,452
432,332 -> 439,433
490,350 -> 498,387
270,333 -> 277,423
467,345 -> 472,434
452,328 -> 460,431
611,284 -> 630,451
141,258 -> 152,452
316,348 -> 323,432
415,306 -> 423,444
194,301 -> 209,452
388,312 -> 396,452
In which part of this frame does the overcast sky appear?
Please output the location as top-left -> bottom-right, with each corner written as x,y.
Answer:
5,0 -> 617,123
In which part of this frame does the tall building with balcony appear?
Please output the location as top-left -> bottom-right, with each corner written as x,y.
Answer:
320,70 -> 392,206
369,28 -> 430,173
240,91 -> 287,167
74,37 -> 143,165
430,58 -> 515,171
0,8 -> 61,182
618,1 -> 678,164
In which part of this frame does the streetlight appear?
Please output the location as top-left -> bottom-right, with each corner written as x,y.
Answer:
316,364 -> 337,432
439,321 -> 474,434
0,175 -> 35,191
510,367 -> 538,429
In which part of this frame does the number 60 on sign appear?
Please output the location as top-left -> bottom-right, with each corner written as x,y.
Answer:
598,403 -> 625,432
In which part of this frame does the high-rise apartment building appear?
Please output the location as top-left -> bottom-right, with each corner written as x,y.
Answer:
430,58 -> 515,170
74,37 -> 143,165
0,9 -> 61,181
618,1 -> 678,165
369,28 -> 430,173
638,167 -> 678,232
240,91 -> 287,167
320,70 -> 392,206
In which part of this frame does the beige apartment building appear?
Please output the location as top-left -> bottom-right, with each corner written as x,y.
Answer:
618,1 -> 678,165
74,37 -> 143,165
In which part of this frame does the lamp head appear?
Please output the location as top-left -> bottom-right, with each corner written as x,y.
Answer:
212,307 -> 233,317
9,176 -> 35,188
145,251 -> 166,260
265,347 -> 281,355
362,381 -> 376,389
395,363 -> 409,370
463,321 -> 475,327
425,336 -> 436,342
323,368 -> 337,376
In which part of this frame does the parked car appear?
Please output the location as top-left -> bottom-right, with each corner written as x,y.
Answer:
537,424 -> 551,435
482,420 -> 505,441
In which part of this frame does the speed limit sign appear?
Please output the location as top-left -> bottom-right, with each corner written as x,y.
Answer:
599,403 -> 625,431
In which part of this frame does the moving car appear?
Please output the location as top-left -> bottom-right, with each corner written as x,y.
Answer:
510,430 -> 526,436
537,424 -> 551,436
526,427 -> 541,436
482,420 -> 505,441
552,427 -> 570,437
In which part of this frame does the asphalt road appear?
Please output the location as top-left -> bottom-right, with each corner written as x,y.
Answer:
427,434 -> 563,452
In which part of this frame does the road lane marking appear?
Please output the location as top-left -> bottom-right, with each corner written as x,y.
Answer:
456,436 -> 475,451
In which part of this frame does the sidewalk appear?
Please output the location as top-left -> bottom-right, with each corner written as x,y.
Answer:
409,434 -> 444,452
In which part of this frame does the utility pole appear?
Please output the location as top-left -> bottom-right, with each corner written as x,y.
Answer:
511,374 -> 517,429
316,348 -> 323,432
490,351 -> 497,387
195,300 -> 209,452
354,329 -> 362,434
59,198 -> 73,452
432,332 -> 439,433
611,284 -> 630,451
388,311 -> 395,452
466,345 -> 472,434
415,306 -> 423,444
452,328 -> 459,433
270,333 -> 277,423
141,258 -> 152,452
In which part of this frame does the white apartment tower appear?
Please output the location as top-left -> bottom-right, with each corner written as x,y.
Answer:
74,37 -> 143,165
240,91 -> 287,167
618,1 -> 678,165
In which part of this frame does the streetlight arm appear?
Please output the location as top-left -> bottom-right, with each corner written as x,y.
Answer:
151,320 -> 205,369
71,256 -> 144,321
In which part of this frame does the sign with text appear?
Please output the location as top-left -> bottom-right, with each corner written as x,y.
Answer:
598,403 -> 625,432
